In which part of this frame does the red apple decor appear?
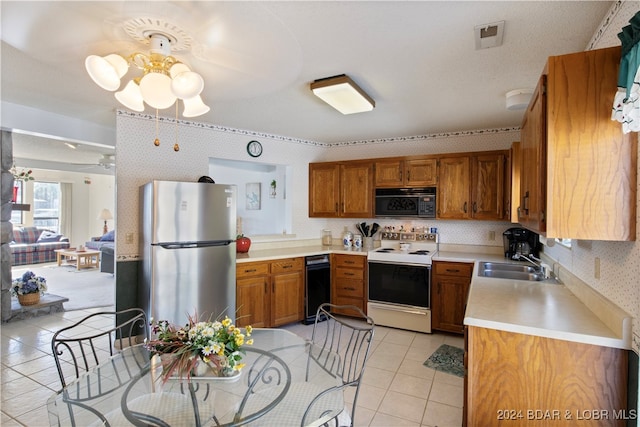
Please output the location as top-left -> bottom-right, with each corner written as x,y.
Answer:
236,234 -> 251,253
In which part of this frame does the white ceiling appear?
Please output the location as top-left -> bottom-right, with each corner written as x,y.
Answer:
1,1 -> 613,169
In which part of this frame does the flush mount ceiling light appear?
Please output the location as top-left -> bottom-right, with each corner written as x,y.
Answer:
506,89 -> 534,110
85,31 -> 209,117
310,74 -> 375,114
64,142 -> 77,149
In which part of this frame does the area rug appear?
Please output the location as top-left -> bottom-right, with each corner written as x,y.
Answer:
11,263 -> 114,311
423,344 -> 464,377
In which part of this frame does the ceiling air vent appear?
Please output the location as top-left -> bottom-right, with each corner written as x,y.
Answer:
474,21 -> 505,50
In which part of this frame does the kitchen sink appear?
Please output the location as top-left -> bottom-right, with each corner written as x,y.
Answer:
480,269 -> 546,281
480,262 -> 538,273
478,262 -> 560,283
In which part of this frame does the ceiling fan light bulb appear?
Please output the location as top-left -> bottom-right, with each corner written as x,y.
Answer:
140,72 -> 176,109
85,54 -> 127,91
171,71 -> 204,99
182,95 -> 210,117
115,80 -> 145,112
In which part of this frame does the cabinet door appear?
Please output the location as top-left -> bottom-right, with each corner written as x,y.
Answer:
437,156 -> 470,219
309,163 -> 341,217
519,75 -> 546,233
340,162 -> 374,218
405,158 -> 437,186
432,276 -> 468,334
375,160 -> 403,187
271,270 -> 304,326
471,153 -> 506,220
236,276 -> 269,328
431,262 -> 472,334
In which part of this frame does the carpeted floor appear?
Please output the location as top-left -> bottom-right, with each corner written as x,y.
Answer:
11,262 -> 115,311
423,343 -> 465,377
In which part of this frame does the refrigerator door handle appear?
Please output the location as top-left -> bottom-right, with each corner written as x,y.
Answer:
153,240 -> 234,249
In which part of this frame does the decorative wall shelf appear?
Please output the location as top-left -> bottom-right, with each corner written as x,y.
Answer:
11,203 -> 30,211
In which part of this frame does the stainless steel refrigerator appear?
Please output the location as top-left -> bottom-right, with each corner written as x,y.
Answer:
140,180 -> 237,326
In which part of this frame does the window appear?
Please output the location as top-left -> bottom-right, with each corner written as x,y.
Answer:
33,182 -> 61,233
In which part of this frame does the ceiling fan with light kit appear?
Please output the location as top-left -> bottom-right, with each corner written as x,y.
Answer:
71,154 -> 116,171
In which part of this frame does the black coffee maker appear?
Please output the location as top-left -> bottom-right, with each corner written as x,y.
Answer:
503,227 -> 539,259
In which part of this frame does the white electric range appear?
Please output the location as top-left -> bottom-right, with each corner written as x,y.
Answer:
367,232 -> 438,333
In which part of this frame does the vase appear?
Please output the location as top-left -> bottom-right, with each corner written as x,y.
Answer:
12,185 -> 19,203
194,357 -> 241,381
18,293 -> 40,306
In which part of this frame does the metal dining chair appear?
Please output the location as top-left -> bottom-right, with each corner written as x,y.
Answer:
51,308 -> 149,388
304,303 -> 375,427
50,308 -> 149,426
248,303 -> 375,427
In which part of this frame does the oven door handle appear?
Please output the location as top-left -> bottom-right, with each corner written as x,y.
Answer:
368,302 -> 429,315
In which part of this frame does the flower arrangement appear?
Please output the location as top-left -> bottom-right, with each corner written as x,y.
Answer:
11,166 -> 34,182
11,271 -> 47,296
146,313 -> 253,382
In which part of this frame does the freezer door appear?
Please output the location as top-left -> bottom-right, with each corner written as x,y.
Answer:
144,181 -> 237,243
150,244 -> 236,325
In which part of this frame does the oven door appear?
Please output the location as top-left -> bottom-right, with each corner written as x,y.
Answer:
368,261 -> 430,308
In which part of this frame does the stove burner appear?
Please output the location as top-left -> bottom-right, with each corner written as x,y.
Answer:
409,250 -> 430,255
376,248 -> 395,252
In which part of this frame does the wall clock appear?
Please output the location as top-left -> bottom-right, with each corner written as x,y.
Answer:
247,140 -> 263,158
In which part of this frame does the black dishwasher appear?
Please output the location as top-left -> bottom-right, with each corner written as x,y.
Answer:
304,254 -> 330,324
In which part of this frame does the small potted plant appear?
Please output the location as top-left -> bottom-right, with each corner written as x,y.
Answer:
270,180 -> 276,198
11,271 -> 47,306
236,234 -> 251,253
146,313 -> 253,382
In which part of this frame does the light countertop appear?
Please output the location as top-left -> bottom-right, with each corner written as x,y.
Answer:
235,244 -> 630,350
236,245 -> 368,263
464,263 -> 629,349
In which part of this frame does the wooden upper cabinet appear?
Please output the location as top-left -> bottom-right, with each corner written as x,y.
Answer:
518,75 -> 546,233
309,161 -> 373,218
375,157 -> 437,187
340,162 -> 374,217
309,162 -> 341,217
519,46 -> 636,240
437,156 -> 471,219
438,152 -> 509,221
471,153 -> 507,220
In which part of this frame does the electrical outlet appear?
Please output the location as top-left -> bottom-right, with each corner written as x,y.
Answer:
488,231 -> 496,241
594,257 -> 600,279
125,232 -> 134,244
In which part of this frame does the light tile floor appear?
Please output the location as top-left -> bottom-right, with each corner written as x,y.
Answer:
1,307 -> 464,427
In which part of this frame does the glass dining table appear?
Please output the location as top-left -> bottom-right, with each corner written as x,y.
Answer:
47,328 -> 344,426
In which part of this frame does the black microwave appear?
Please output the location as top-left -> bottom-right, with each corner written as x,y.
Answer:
375,187 -> 437,218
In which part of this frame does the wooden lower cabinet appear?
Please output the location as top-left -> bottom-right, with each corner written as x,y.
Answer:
331,254 -> 367,315
236,258 -> 304,328
271,258 -> 305,326
465,326 -> 628,427
431,261 -> 472,334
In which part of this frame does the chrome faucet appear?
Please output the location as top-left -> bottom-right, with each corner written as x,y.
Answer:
513,254 -> 552,279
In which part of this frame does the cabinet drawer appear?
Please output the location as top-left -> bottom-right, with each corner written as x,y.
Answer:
333,255 -> 366,269
334,267 -> 364,280
270,257 -> 303,273
334,278 -> 364,297
433,262 -> 473,278
236,262 -> 270,278
332,296 -> 364,314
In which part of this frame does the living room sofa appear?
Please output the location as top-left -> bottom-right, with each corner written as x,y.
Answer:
10,226 -> 71,266
86,230 -> 115,273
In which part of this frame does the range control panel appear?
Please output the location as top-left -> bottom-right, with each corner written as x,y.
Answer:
380,232 -> 438,242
